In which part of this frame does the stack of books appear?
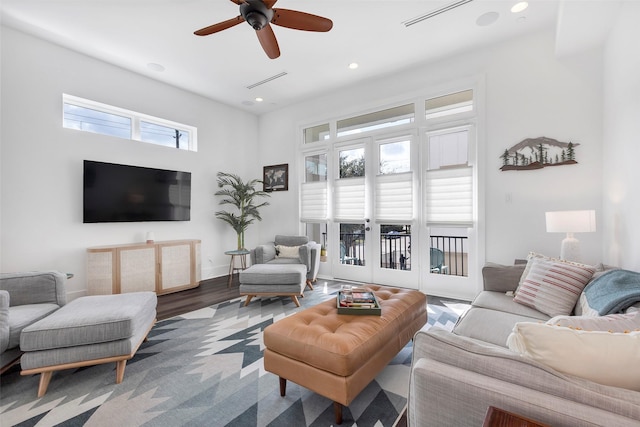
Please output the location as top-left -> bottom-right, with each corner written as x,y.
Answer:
337,288 -> 381,315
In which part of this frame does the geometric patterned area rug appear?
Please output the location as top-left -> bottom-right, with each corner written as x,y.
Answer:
0,281 -> 469,427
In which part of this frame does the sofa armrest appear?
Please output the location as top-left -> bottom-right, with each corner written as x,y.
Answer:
306,242 -> 321,280
409,357 -> 640,427
482,263 -> 526,293
252,244 -> 276,264
409,329 -> 640,425
0,290 -> 9,353
0,271 -> 67,307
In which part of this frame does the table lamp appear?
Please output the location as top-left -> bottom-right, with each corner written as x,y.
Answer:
545,210 -> 596,262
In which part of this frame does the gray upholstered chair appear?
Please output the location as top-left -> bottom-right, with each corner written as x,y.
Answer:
250,235 -> 321,289
0,271 -> 67,372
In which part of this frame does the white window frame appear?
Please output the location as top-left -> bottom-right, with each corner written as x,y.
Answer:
62,94 -> 198,151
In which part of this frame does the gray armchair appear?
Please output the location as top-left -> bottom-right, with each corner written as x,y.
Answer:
250,235 -> 321,289
0,271 -> 67,372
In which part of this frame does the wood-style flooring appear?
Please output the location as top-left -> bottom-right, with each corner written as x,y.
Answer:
156,275 -> 240,320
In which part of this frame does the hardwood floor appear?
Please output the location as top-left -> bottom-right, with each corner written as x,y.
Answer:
156,275 -> 240,320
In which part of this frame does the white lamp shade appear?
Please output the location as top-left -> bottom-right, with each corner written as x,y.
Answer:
545,210 -> 596,233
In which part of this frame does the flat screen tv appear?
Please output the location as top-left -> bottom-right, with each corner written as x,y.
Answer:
83,160 -> 191,223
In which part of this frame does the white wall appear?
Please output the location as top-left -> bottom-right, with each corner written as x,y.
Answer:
0,27 -> 260,298
257,28 -> 604,281
602,2 -> 640,271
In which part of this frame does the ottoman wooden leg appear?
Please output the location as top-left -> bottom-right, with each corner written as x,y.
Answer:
116,360 -> 127,384
244,295 -> 254,306
305,279 -> 314,290
334,401 -> 343,425
291,295 -> 301,307
37,371 -> 53,398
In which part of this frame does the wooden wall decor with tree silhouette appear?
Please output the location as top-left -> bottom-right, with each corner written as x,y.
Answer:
500,136 -> 579,171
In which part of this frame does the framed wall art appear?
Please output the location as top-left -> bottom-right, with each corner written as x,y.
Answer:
263,163 -> 288,192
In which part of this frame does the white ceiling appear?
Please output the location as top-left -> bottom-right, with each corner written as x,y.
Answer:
0,1 -> 618,115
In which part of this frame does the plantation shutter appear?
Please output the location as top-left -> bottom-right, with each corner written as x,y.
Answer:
300,181 -> 328,221
425,166 -> 473,225
375,172 -> 413,222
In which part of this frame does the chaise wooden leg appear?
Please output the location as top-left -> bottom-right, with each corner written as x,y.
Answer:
37,371 -> 52,398
291,295 -> 301,307
334,401 -> 343,425
244,295 -> 254,306
279,377 -> 287,396
116,360 -> 127,384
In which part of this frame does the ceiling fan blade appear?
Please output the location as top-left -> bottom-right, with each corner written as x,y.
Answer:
230,0 -> 245,5
263,0 -> 278,8
271,8 -> 333,32
256,24 -> 280,59
194,16 -> 244,36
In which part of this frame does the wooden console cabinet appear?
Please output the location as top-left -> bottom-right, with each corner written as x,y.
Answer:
87,239 -> 201,295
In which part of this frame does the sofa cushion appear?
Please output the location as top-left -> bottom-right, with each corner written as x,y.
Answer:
453,306 -> 548,348
549,311 -> 640,332
20,292 -> 157,351
514,255 -> 595,317
275,245 -> 301,259
8,304 -> 60,349
482,263 -> 526,293
507,318 -> 640,391
472,291 -> 550,321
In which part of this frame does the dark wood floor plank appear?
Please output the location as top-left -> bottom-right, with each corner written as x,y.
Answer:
156,276 -> 240,320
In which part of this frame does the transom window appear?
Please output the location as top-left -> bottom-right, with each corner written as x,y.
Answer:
62,94 -> 197,151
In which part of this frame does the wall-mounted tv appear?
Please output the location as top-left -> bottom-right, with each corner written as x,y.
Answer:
83,160 -> 191,223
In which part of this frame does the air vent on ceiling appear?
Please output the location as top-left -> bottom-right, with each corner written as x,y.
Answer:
402,0 -> 474,27
246,71 -> 288,89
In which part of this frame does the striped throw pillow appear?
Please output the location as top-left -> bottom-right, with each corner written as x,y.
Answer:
514,257 -> 595,317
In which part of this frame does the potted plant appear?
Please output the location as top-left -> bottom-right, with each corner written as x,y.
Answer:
215,172 -> 270,250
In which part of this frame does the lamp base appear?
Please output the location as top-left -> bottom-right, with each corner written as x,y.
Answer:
560,234 -> 581,262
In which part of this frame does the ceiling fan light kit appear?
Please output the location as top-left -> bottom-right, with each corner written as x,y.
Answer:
194,0 -> 333,59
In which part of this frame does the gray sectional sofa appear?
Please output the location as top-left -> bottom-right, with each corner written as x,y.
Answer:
1,271 -> 67,372
408,262 -> 640,426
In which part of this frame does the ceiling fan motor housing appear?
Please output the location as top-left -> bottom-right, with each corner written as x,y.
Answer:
240,0 -> 274,30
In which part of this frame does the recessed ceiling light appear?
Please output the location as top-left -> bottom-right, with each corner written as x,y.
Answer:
348,62 -> 359,70
255,97 -> 264,102
511,2 -> 529,13
147,63 -> 165,72
476,11 -> 499,27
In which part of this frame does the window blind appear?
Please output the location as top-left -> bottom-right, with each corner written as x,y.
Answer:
334,177 -> 365,221
300,181 -> 327,221
425,166 -> 473,225
375,172 -> 413,222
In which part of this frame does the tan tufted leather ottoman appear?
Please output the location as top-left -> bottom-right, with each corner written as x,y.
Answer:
263,284 -> 427,424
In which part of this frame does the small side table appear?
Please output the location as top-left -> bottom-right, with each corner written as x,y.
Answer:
225,249 -> 250,287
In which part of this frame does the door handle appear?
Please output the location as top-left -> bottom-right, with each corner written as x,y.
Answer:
365,227 -> 371,231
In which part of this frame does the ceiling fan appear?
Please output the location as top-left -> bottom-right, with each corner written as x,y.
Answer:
194,0 -> 333,59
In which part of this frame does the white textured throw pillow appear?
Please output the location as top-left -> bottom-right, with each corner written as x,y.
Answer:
514,254 -> 595,317
275,245 -> 300,259
507,317 -> 640,391
548,311 -> 640,332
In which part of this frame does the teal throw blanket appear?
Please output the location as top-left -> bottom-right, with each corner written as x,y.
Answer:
583,269 -> 640,315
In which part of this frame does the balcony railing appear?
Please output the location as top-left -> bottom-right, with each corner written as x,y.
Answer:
339,230 -> 468,276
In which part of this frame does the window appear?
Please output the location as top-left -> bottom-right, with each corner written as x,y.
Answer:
337,104 -> 414,137
303,123 -> 330,143
339,147 -> 365,178
301,153 -> 328,222
379,139 -> 410,174
425,90 -> 473,120
63,94 -> 197,151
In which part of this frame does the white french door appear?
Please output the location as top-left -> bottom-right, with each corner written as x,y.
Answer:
331,134 -> 420,289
